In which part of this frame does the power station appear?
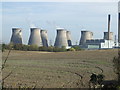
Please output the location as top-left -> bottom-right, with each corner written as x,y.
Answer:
10,28 -> 22,44
78,14 -> 118,49
9,10 -> 120,49
28,28 -> 43,46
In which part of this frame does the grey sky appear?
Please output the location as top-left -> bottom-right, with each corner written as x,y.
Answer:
2,2 -> 118,45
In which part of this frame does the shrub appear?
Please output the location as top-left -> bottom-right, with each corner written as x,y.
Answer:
54,46 -> 67,52
27,45 -> 39,51
113,50 -> 120,85
13,44 -> 23,50
72,46 -> 82,51
2,44 -> 68,52
67,48 -> 76,51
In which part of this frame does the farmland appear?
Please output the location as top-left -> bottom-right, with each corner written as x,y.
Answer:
2,49 -> 118,88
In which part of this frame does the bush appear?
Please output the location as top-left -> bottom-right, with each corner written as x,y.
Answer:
72,46 -> 82,51
13,44 -> 23,50
47,47 -> 54,52
67,48 -> 76,51
113,50 -> 120,85
27,45 -> 39,51
2,44 -> 68,52
53,46 -> 67,52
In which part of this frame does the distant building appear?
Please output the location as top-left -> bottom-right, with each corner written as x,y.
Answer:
80,39 -> 116,49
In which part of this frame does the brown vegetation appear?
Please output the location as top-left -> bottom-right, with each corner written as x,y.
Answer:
2,49 -> 118,88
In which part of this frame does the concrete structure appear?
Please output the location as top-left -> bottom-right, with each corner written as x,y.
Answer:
108,14 -> 111,40
41,30 -> 48,47
79,31 -> 93,45
66,31 -> 72,46
28,28 -> 43,46
104,32 -> 114,40
54,28 -> 68,48
118,1 -> 120,44
79,39 -> 115,49
10,28 -> 22,44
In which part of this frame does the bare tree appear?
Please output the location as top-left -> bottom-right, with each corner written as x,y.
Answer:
1,44 -> 13,89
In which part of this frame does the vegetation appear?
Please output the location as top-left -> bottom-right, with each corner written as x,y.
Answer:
1,44 -> 69,52
72,46 -> 82,51
2,49 -> 117,88
1,44 -> 83,52
67,48 -> 76,51
113,50 -> 120,86
89,73 -> 105,89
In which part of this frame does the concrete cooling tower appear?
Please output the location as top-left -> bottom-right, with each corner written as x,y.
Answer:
10,28 -> 22,44
54,28 -> 68,48
104,32 -> 114,40
41,30 -> 48,47
28,28 -> 43,46
118,1 -> 120,43
66,31 -> 72,46
79,31 -> 93,45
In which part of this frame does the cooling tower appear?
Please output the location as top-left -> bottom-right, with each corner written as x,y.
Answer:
41,30 -> 48,47
118,1 -> 120,43
79,31 -> 93,45
28,28 -> 43,46
10,28 -> 22,44
104,32 -> 114,40
54,28 -> 68,48
66,31 -> 72,46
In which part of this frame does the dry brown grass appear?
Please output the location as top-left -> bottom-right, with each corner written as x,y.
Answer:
2,49 -> 118,88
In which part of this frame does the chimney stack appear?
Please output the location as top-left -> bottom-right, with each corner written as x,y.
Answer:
118,1 -> 120,44
108,14 -> 111,40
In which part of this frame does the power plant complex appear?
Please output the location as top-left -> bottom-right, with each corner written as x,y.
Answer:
9,2 -> 120,50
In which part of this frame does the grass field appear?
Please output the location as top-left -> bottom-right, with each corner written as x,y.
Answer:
2,49 -> 119,88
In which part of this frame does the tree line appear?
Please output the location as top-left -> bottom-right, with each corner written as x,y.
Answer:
1,44 -> 82,52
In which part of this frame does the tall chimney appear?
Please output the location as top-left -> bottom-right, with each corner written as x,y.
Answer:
118,1 -> 120,43
108,14 -> 111,40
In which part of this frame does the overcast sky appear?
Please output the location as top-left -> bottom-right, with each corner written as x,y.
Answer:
1,2 -> 119,45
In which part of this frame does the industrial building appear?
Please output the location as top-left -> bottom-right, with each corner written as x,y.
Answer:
9,9 -> 120,50
28,28 -> 43,46
41,30 -> 49,47
79,14 -> 118,49
118,1 -> 120,45
10,28 -> 22,44
79,31 -> 93,45
66,31 -> 72,46
54,28 -> 68,48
